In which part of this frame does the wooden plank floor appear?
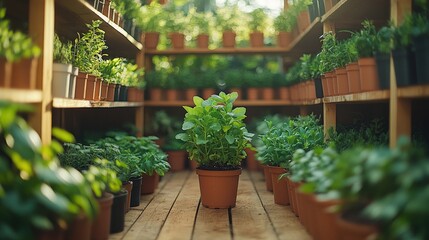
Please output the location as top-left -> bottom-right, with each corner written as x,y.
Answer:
110,170 -> 310,240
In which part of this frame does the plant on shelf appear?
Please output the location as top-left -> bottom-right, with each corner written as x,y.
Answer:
135,1 -> 166,49
248,8 -> 268,47
0,101 -> 97,239
216,6 -> 241,48
163,4 -> 190,49
273,10 -> 294,47
52,34 -> 74,98
176,92 -> 253,208
53,34 -> 72,65
189,9 -> 213,48
73,20 -> 107,76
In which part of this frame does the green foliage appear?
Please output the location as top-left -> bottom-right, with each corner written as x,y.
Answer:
257,114 -> 324,168
376,25 -> 394,53
164,4 -> 190,33
354,20 -> 378,58
111,0 -> 141,20
176,92 -> 254,169
53,34 -> 72,64
72,20 -> 107,76
273,10 -> 295,32
135,2 -> 166,32
215,6 -> 241,32
318,31 -> 338,73
83,158 -> 122,197
0,8 -> 41,62
146,110 -> 182,138
0,101 -> 97,239
189,9 -> 214,36
248,8 -> 268,32
99,58 -> 145,87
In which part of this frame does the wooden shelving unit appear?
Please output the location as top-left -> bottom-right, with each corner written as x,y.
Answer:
397,85 -> 429,98
323,90 -> 390,103
0,88 -> 43,103
287,17 -> 323,60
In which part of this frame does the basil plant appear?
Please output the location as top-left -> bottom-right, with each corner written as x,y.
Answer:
176,92 -> 254,170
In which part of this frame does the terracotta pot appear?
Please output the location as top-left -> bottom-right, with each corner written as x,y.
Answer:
127,87 -> 143,102
65,213 -> 91,240
122,181 -> 133,213
144,32 -> 160,50
332,72 -> 338,96
249,31 -> 264,48
228,87 -> 242,100
196,168 -> 241,209
52,63 -> 73,98
11,57 -> 38,89
297,10 -> 311,33
106,83 -> 116,101
93,77 -> 102,100
336,67 -> 349,95
169,32 -> 185,49
269,166 -> 289,205
141,173 -> 160,195
314,198 -> 341,240
202,88 -> 216,99
196,34 -> 209,49
358,57 -> 380,92
309,80 -> 316,99
189,160 -> 198,171
286,178 -> 298,216
91,192 -> 114,240
0,58 -> 12,87
336,215 -> 378,240
247,87 -> 260,100
85,75 -> 96,100
263,165 -> 273,192
277,32 -> 292,48
100,81 -> 109,101
260,87 -> 274,100
245,148 -> 258,171
130,176 -> 142,207
325,71 -> 334,97
222,31 -> 236,48
75,72 -> 88,99
321,74 -> 329,97
164,89 -> 178,101
346,62 -> 361,93
278,86 -> 290,100
292,182 -> 301,216
149,88 -> 163,101
184,88 -> 198,101
166,150 -> 186,172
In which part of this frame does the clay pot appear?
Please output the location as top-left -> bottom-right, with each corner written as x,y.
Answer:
184,88 -> 198,101
263,165 -> 273,192
65,213 -> 91,240
169,32 -> 185,49
249,31 -> 264,48
196,168 -> 242,209
245,148 -> 258,171
358,57 -> 380,92
247,87 -> 260,100
278,86 -> 290,100
196,34 -> 209,49
336,215 -> 378,240
335,67 -> 349,95
222,31 -> 236,48
277,32 -> 292,48
75,72 -> 88,99
346,62 -> 361,93
141,173 -> 160,195
260,87 -> 275,100
269,166 -> 289,205
166,150 -> 186,172
144,32 -> 160,50
91,192 -> 114,240
149,88 -> 163,101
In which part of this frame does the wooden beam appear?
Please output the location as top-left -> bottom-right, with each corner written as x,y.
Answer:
28,0 -> 54,144
323,103 -> 336,138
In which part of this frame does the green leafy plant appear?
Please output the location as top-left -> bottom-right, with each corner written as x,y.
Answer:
248,8 -> 268,32
53,34 -> 72,64
83,158 -> 122,197
273,9 -> 295,32
189,9 -> 213,36
354,20 -> 378,58
176,92 -> 254,169
215,6 -> 241,32
164,4 -> 190,33
0,8 -> 41,62
135,1 -> 166,32
72,20 -> 107,76
0,101 -> 97,239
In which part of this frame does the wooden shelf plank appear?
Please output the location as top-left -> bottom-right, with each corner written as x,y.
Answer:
53,98 -> 143,108
321,0 -> 390,30
55,0 -> 142,59
397,85 -> 429,98
144,47 -> 290,56
287,17 -> 323,59
144,99 -> 322,107
0,88 -> 43,103
323,90 -> 390,103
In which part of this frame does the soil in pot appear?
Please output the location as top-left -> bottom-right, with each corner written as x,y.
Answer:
110,189 -> 128,233
130,176 -> 142,207
196,168 -> 241,209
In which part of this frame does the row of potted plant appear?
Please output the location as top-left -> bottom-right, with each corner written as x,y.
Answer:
53,20 -> 145,102
58,132 -> 170,236
0,8 -> 40,89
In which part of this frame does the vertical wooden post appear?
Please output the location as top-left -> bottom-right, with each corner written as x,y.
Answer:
28,0 -> 54,144
323,103 -> 336,138
389,0 -> 412,147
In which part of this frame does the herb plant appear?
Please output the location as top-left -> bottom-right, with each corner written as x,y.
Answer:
176,92 -> 254,170
249,8 -> 268,32
53,34 -> 72,64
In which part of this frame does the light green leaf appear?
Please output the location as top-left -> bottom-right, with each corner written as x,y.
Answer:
193,96 -> 204,106
176,133 -> 189,141
225,134 -> 235,144
182,121 -> 195,130
183,106 -> 194,113
232,107 -> 246,117
52,127 -> 75,143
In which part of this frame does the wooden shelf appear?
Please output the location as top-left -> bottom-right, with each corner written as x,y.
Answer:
323,90 -> 390,103
55,0 -> 142,59
144,47 -> 290,56
0,88 -> 43,103
287,18 -> 323,60
144,99 -> 322,107
321,0 -> 389,31
53,98 -> 143,108
398,85 -> 429,98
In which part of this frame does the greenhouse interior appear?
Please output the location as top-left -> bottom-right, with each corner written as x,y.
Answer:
1,0 -> 429,239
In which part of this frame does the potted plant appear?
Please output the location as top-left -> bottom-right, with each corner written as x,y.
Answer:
189,10 -> 213,49
163,131 -> 187,172
216,6 -> 241,48
135,2 -> 166,50
176,92 -> 254,208
375,25 -> 394,89
0,102 -> 97,240
411,13 -> 429,84
273,10 -> 295,48
72,20 -> 107,100
164,5 -> 189,49
0,8 -> 41,89
248,8 -> 268,48
52,34 -> 74,98
145,70 -> 167,101
223,69 -> 244,100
